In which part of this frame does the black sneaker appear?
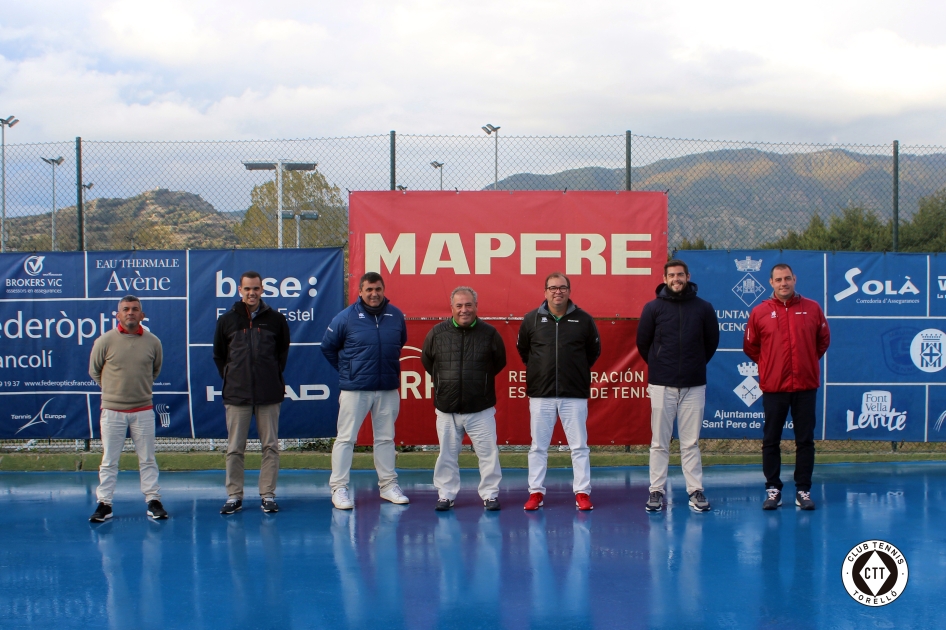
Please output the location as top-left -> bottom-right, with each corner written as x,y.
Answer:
435,498 -> 455,511
89,502 -> 112,522
147,500 -> 168,520
220,498 -> 242,515
261,497 -> 279,513
795,490 -> 816,510
484,497 -> 501,511
763,488 -> 782,510
688,490 -> 711,512
645,491 -> 663,512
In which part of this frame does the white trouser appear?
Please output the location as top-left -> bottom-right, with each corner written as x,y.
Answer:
648,384 -> 705,495
433,407 -> 502,501
527,397 -> 590,495
96,408 -> 161,504
330,389 -> 400,492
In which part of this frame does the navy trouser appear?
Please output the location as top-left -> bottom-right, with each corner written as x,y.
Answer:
761,389 -> 817,492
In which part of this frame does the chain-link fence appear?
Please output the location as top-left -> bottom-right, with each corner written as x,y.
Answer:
2,131 -> 946,455
3,132 -> 945,253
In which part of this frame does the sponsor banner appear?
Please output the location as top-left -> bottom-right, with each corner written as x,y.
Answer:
356,319 -> 651,446
0,249 -> 343,439
677,250 -> 825,350
682,250 -> 946,441
827,252 -> 925,317
348,191 -> 668,318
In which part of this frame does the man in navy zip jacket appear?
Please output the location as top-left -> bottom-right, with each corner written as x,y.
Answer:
322,272 -> 409,510
637,259 -> 719,513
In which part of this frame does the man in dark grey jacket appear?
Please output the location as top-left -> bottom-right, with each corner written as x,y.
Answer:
422,286 -> 506,511
636,259 -> 719,513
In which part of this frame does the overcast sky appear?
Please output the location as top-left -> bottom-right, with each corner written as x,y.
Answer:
2,0 -> 945,145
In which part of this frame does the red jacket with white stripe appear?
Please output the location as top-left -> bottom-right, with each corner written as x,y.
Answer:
743,294 -> 830,393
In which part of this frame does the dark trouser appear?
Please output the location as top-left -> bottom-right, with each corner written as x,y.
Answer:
762,389 -> 817,492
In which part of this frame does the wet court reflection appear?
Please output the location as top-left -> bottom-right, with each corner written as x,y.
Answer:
2,465 -> 945,629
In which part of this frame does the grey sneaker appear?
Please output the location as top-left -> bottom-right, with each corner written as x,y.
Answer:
645,491 -> 663,512
435,498 -> 454,511
763,488 -> 782,510
688,491 -> 711,513
484,497 -> 501,511
795,490 -> 815,510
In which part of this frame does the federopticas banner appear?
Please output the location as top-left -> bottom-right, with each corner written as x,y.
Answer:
678,250 -> 946,442
0,249 -> 343,439
348,191 -> 668,318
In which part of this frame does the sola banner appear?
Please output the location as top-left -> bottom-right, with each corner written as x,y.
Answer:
355,319 -> 651,446
348,191 -> 668,318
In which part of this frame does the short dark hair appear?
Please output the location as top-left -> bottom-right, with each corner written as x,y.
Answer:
544,272 -> 570,289
664,259 -> 689,275
360,272 -> 384,289
770,263 -> 794,279
118,294 -> 141,307
240,270 -> 262,286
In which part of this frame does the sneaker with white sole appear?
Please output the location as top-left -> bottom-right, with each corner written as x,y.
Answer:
688,490 -> 711,512
763,488 -> 782,510
380,484 -> 409,505
795,490 -> 815,510
147,500 -> 168,520
220,498 -> 242,515
645,491 -> 664,512
261,497 -> 279,513
332,487 -> 354,510
89,502 -> 112,522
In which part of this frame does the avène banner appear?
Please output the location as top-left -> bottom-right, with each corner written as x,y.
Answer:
349,191 -> 668,318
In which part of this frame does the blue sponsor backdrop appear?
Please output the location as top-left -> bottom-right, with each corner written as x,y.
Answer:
0,249 -> 343,439
678,250 -> 946,441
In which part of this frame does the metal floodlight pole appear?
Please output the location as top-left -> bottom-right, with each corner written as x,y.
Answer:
243,160 -> 317,249
1,115 -> 20,253
42,156 -> 64,251
482,123 -> 500,190
431,161 -> 444,190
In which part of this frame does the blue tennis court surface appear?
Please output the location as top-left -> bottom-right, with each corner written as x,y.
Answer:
2,462 -> 944,629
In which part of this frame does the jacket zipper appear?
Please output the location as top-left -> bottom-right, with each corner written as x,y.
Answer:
459,327 -> 465,406
555,320 -> 559,398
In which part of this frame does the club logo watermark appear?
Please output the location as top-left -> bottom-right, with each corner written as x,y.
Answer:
732,256 -> 766,307
842,540 -> 908,606
910,329 -> 946,373
156,404 -> 171,428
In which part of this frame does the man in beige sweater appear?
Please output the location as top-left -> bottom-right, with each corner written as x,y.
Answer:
88,294 -> 166,522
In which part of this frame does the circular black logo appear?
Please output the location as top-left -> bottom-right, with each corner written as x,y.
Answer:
842,540 -> 909,606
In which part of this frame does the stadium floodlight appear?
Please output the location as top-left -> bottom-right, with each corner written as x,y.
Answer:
482,123 -> 500,190
41,156 -> 65,251
430,161 -> 444,190
242,160 -> 318,248
1,115 -> 20,253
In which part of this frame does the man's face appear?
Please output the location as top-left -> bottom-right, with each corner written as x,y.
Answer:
770,268 -> 797,300
118,300 -> 145,330
664,266 -> 690,294
239,276 -> 263,309
545,276 -> 571,310
359,281 -> 385,307
451,291 -> 477,327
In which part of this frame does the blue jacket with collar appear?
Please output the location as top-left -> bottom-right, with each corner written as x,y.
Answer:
321,298 -> 407,391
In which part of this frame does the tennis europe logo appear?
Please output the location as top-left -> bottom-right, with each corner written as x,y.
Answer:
841,540 -> 909,606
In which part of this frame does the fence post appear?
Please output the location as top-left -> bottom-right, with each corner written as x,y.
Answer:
75,137 -> 84,251
892,139 -> 899,252
625,130 -> 632,191
390,130 -> 396,191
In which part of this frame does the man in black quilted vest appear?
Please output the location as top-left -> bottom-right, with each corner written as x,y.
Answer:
421,286 -> 507,511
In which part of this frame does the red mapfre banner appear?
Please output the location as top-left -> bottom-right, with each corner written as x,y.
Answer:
356,319 -> 651,446
348,191 -> 668,318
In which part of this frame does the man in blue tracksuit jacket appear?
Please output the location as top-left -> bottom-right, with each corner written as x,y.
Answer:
321,272 -> 408,510
636,259 -> 719,513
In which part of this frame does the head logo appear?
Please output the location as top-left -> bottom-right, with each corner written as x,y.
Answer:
24,256 -> 45,277
733,362 -> 761,407
842,540 -> 908,606
910,329 -> 946,373
846,390 -> 906,433
834,267 -> 920,302
15,398 -> 56,434
156,404 -> 171,428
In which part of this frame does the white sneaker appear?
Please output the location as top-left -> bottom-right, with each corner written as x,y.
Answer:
332,487 -> 354,510
380,484 -> 409,505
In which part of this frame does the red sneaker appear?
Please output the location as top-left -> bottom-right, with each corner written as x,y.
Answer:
575,493 -> 593,511
523,492 -> 544,510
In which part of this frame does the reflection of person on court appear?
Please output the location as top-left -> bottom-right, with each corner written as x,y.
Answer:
422,286 -> 506,511
89,294 -> 166,522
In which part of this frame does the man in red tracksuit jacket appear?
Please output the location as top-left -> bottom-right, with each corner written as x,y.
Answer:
744,263 -> 830,511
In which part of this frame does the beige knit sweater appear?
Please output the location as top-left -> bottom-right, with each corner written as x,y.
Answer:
88,328 -> 163,410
